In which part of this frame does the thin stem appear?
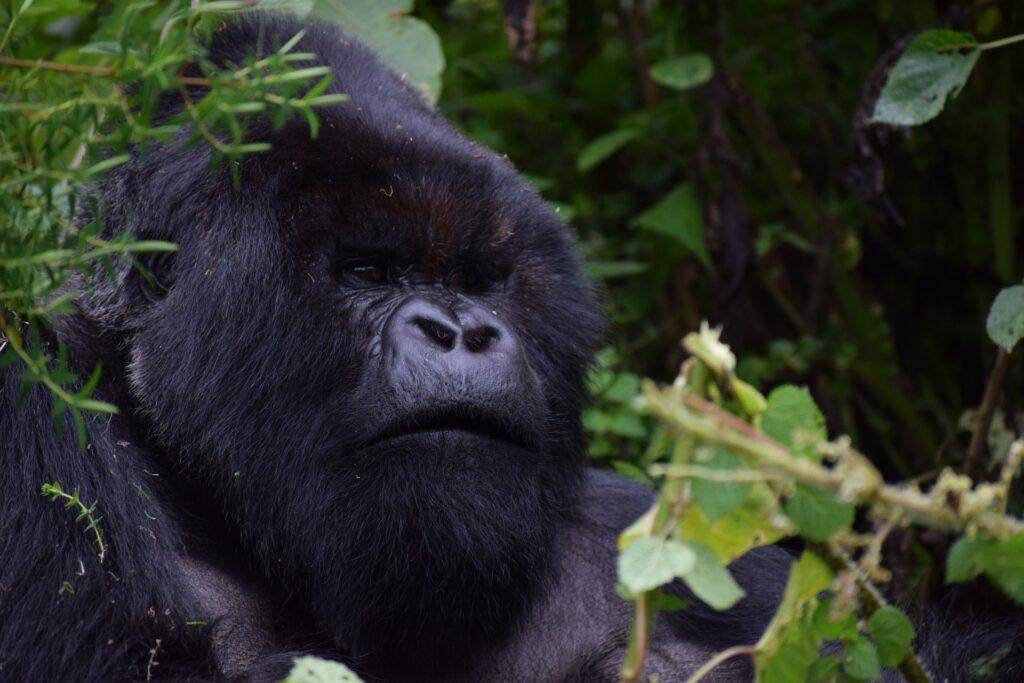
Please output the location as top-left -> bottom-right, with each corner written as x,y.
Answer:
0,316 -> 79,409
964,347 -> 1010,478
683,645 -> 756,683
980,32 -> 1024,51
0,55 -> 210,86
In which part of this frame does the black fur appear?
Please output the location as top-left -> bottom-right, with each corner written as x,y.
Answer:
1,14 -> 1019,683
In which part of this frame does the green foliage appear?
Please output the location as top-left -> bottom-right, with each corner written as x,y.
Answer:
947,535 -> 1024,602
313,0 -> 444,102
868,606 -> 916,667
649,54 -> 714,91
577,129 -> 640,173
871,29 -> 980,126
617,536 -> 696,594
41,481 -> 105,563
632,184 -> 710,269
625,325 -> 1021,681
986,285 -> 1024,352
282,655 -> 363,683
0,1 -> 384,447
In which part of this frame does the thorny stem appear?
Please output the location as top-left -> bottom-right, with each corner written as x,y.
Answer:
644,385 -> 1024,538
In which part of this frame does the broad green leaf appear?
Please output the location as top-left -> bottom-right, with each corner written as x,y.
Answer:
844,637 -> 882,680
577,129 -> 640,173
982,535 -> 1024,602
784,485 -> 854,542
761,385 -> 826,461
283,655 -> 363,682
946,536 -> 995,582
870,29 -> 980,126
313,0 -> 445,103
584,260 -> 648,280
606,408 -> 646,438
691,447 -> 751,522
618,536 -> 696,593
649,54 -> 714,90
868,606 -> 915,667
946,535 -> 1024,603
681,483 -> 790,563
633,184 -> 711,269
605,373 -> 641,402
986,285 -> 1024,352
681,542 -> 745,610
757,552 -> 833,680
758,552 -> 832,651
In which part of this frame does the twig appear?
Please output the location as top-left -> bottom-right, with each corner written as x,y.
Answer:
644,385 -> 1024,538
0,55 -> 209,86
40,482 -> 106,563
683,645 -> 756,683
964,347 -> 1010,479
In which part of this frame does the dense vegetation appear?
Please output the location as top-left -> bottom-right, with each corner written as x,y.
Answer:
2,1 -> 1024,681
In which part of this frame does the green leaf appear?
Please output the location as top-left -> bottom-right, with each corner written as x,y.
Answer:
606,408 -> 646,438
611,461 -> 653,487
649,54 -> 714,90
946,536 -> 993,582
313,0 -> 445,103
577,129 -> 640,173
691,446 -> 751,522
784,485 -> 854,542
617,536 -> 696,593
681,482 -> 790,563
283,655 -> 363,682
763,639 -> 818,683
633,183 -> 711,269
982,535 -> 1024,602
761,385 -> 826,461
868,606 -> 915,667
763,551 -> 833,642
680,541 -> 745,610
605,373 -> 641,403
844,636 -> 882,680
870,29 -> 980,126
947,535 -> 1024,603
986,285 -> 1024,352
585,260 -> 649,281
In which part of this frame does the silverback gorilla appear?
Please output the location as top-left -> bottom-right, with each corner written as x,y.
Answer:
0,14 -> 1019,683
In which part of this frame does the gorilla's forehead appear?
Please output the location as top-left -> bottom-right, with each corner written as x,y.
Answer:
287,110 -> 546,269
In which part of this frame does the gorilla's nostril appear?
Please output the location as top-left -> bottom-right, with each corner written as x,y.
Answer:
463,325 -> 500,354
413,315 -> 457,351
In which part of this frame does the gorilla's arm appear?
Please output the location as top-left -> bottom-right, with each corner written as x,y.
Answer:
0,368 -> 279,680
0,370 -> 214,679
464,469 -> 792,682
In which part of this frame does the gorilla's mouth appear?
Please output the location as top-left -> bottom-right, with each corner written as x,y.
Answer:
355,405 -> 536,452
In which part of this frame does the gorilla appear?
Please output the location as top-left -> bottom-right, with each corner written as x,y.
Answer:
0,13 -> 1017,683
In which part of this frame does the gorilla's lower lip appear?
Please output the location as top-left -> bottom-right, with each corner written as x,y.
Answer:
355,407 -> 534,452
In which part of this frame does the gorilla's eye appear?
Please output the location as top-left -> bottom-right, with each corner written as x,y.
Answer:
336,257 -> 393,286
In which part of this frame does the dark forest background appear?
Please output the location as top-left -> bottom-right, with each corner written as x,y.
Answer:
416,1 -> 1022,493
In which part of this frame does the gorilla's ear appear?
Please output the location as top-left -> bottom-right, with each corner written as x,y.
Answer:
133,248 -> 175,303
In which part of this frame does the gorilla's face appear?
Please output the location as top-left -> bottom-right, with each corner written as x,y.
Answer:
105,111 -> 602,672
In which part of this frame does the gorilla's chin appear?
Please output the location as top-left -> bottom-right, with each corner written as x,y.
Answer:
281,430 -> 582,677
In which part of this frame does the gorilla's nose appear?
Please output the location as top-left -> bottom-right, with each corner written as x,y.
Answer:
386,296 -> 520,380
